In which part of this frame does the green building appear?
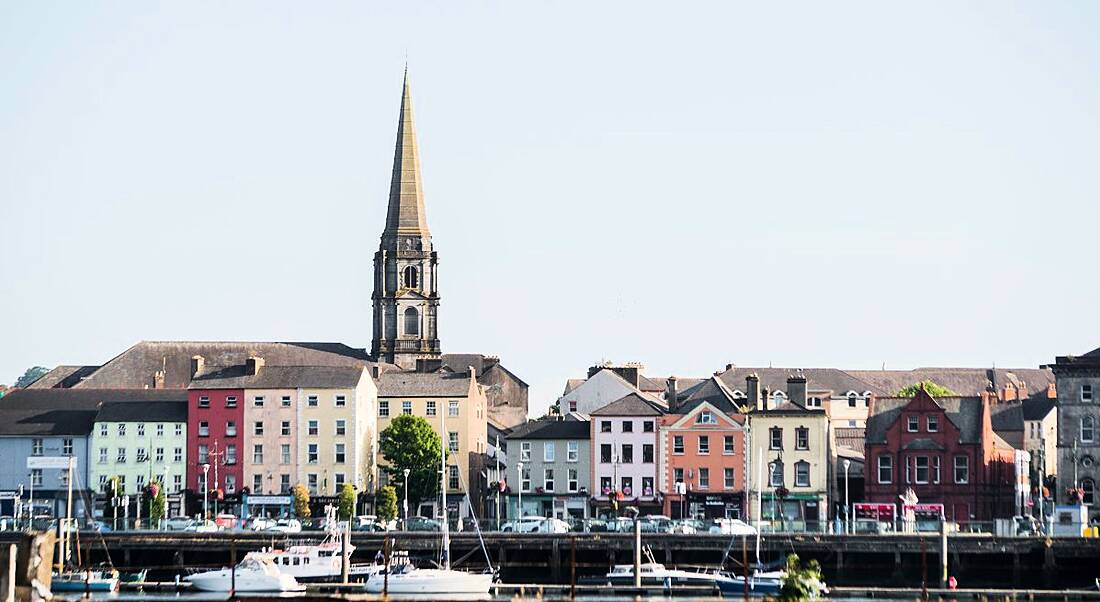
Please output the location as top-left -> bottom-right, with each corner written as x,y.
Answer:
88,400 -> 188,500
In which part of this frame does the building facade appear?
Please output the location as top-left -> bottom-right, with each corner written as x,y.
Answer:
506,417 -> 590,522
590,393 -> 665,516
88,400 -> 188,497
1051,346 -> 1100,515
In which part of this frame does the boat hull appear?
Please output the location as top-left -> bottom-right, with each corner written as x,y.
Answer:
364,569 -> 493,595
186,568 -> 303,592
51,573 -> 118,593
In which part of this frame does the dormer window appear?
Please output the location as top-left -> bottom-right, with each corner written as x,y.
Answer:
848,393 -> 858,408
806,397 -> 822,408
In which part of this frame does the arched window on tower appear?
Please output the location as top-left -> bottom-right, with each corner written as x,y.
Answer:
403,266 -> 419,289
404,307 -> 419,336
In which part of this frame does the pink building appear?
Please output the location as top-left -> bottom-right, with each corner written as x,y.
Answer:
590,393 -> 665,516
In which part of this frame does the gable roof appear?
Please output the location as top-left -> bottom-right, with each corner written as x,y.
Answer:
26,365 -> 101,389
0,389 -> 186,436
590,392 -> 665,416
847,367 -> 1054,398
190,365 -> 366,390
674,376 -> 746,416
866,394 -> 985,446
717,367 -> 885,397
379,371 -> 473,398
1023,396 -> 1056,421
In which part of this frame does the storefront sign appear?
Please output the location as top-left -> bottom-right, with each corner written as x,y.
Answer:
248,495 -> 292,505
854,502 -> 895,521
27,457 -> 72,469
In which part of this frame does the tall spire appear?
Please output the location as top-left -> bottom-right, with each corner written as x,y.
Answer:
384,68 -> 430,238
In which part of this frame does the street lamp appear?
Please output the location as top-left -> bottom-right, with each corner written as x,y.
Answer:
202,463 -> 211,522
516,462 -> 524,519
842,459 -> 851,534
403,468 -> 411,530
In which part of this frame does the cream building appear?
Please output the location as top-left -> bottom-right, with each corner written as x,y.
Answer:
378,368 -> 487,519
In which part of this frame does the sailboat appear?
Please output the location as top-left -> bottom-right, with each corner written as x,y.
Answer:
363,405 -> 493,596
51,457 -> 119,593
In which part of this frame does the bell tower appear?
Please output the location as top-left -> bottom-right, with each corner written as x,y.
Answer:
371,69 -> 441,369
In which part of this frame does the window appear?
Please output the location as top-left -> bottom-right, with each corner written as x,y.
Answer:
225,445 -> 237,465
544,442 -> 555,462
696,411 -> 716,425
1083,479 -> 1096,505
307,474 -> 318,494
544,468 -> 555,492
404,306 -> 419,336
449,401 -> 459,417
281,396 -> 291,407
448,432 -> 459,452
117,475 -> 126,493
280,474 -> 291,493
1082,416 -> 1096,443
642,476 -> 654,496
198,421 -> 209,437
154,447 -> 164,463
915,456 -> 930,484
100,424 -> 108,437
308,420 -> 319,436
848,393 -> 858,408
674,468 -> 684,485
59,471 -> 69,486
98,448 -> 108,464
933,456 -> 941,484
769,428 -> 782,450
795,427 -> 809,450
600,476 -> 612,494
698,468 -> 710,489
62,438 -> 73,455
520,441 -> 531,462
404,265 -> 419,288
643,421 -> 654,433
621,444 -> 633,464
281,444 -> 291,464
226,421 -> 237,437
794,461 -> 810,487
308,444 -> 318,464
136,474 -> 144,488
31,469 -> 42,487
198,444 -> 209,464
254,474 -> 264,492
254,421 -> 264,436
226,396 -> 237,408
622,421 -> 633,433
568,469 -> 579,492
769,461 -> 784,487
954,455 -> 969,484
402,401 -> 412,415
334,473 -> 345,490
673,436 -> 685,454
307,395 -> 318,407
334,443 -> 346,463
175,424 -> 183,436
280,420 -> 291,436
254,396 -> 265,407
698,436 -> 710,455
199,396 -> 210,408
601,421 -> 612,433
224,475 -> 238,494
724,435 -> 735,454
136,447 -> 147,462
1083,385 -> 1094,403
118,423 -> 126,436
174,447 -> 182,462
567,441 -> 579,462
156,423 -> 164,437
927,416 -> 939,432
378,400 -> 389,417
807,397 -> 822,408
907,416 -> 919,432
335,420 -> 346,436
117,447 -> 127,463
724,468 -> 735,489
253,445 -> 264,464
521,467 -> 531,492
569,400 -> 578,413
173,475 -> 182,492
621,476 -> 634,495
335,395 -> 346,407
600,444 -> 612,463
426,400 -> 437,416
642,443 -> 654,463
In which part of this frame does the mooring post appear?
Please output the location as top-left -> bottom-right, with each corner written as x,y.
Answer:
940,520 -> 949,588
551,536 -> 561,583
633,518 -> 642,588
569,535 -> 576,600
341,521 -> 350,583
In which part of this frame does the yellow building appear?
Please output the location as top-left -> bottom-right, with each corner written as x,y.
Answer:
294,368 -> 379,497
378,368 -> 487,519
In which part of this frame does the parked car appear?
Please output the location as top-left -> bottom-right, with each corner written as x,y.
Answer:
246,517 -> 277,531
184,520 -> 219,533
402,516 -> 441,531
638,515 -> 675,533
501,516 -> 569,533
265,518 -> 302,533
606,517 -> 635,533
708,518 -> 757,536
669,519 -> 700,534
213,513 -> 238,530
164,516 -> 195,531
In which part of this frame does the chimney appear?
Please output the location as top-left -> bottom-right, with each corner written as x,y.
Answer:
246,356 -> 265,376
484,356 -> 500,368
190,355 -> 205,378
747,373 -> 762,412
787,371 -> 807,407
153,370 -> 165,389
666,376 -> 679,407
1046,383 -> 1057,399
371,365 -> 381,379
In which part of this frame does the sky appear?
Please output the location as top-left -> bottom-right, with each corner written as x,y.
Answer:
2,2 -> 1099,417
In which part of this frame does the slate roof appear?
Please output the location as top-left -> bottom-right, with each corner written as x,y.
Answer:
72,341 -> 381,389
96,401 -> 188,423
0,389 -> 185,436
590,392 -> 665,416
507,419 -> 590,440
378,371 -> 473,397
866,395 -> 985,445
190,365 -> 366,389
440,354 -> 529,387
1023,396 -> 1056,421
26,365 -> 101,389
903,438 -> 946,451
717,367 -> 886,397
834,427 -> 866,456
673,377 -> 746,416
847,367 -> 1054,398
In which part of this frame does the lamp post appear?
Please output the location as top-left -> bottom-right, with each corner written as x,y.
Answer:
517,462 -> 524,520
842,459 -> 851,534
403,468 -> 411,530
202,463 -> 211,522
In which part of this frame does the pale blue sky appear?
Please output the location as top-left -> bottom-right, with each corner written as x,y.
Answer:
2,2 -> 1098,416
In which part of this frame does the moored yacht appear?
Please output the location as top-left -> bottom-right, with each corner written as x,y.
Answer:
185,556 -> 304,592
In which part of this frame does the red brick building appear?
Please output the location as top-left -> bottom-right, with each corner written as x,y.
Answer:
864,388 -> 1016,522
186,358 -> 246,500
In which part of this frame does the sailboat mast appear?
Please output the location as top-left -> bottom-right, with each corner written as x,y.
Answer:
440,399 -> 449,570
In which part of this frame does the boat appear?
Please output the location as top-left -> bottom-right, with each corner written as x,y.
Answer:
715,569 -> 784,597
363,406 -> 494,596
50,457 -> 119,593
248,507 -> 378,582
603,561 -> 782,596
185,555 -> 304,592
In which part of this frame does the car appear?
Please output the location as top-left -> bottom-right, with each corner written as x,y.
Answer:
164,516 -> 195,531
402,516 -> 442,531
606,517 -> 635,533
638,515 -> 675,533
246,517 -> 278,531
669,519 -> 701,534
501,516 -> 547,533
264,518 -> 302,533
708,518 -> 757,536
184,520 -> 219,533
213,514 -> 238,530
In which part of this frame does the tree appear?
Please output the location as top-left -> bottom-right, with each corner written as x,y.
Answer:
292,484 -> 312,518
147,479 -> 166,524
337,483 -> 356,520
779,553 -> 825,601
898,380 -> 958,398
14,366 -> 50,388
379,415 -> 444,509
375,486 -> 398,522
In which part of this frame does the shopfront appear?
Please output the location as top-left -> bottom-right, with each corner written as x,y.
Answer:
685,492 -> 745,520
243,494 -> 293,519
760,492 -> 826,528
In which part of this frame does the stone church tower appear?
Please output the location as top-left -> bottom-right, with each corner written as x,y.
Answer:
371,70 -> 441,369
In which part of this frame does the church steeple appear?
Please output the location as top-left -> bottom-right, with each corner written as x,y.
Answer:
371,69 -> 441,370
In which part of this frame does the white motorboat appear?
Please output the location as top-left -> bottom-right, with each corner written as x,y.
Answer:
247,508 -> 377,581
185,556 -> 304,592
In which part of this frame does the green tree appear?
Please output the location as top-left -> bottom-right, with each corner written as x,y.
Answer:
375,486 -> 398,523
779,554 -> 825,601
337,483 -> 357,520
15,366 -> 50,388
379,415 -> 444,509
898,380 -> 958,398
147,479 -> 166,524
292,484 -> 312,518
